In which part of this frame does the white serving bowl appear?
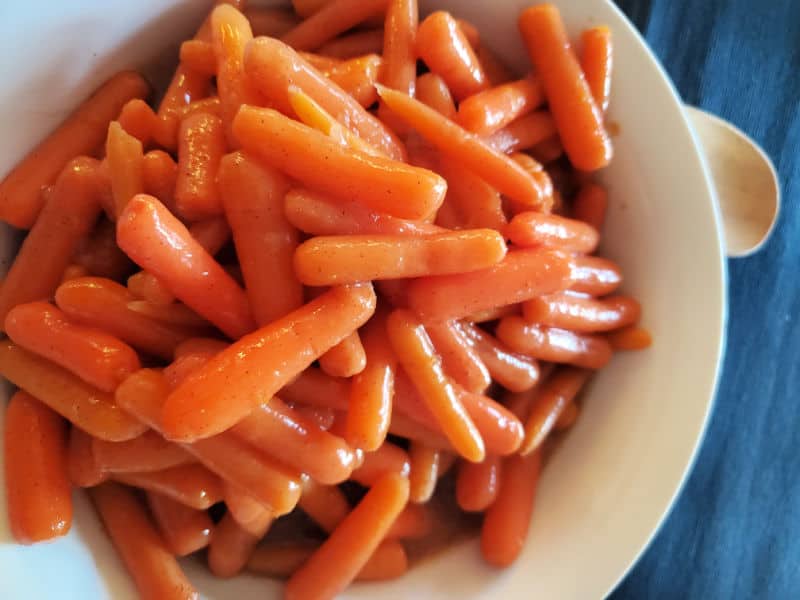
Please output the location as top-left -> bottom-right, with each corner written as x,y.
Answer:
0,1 -> 726,598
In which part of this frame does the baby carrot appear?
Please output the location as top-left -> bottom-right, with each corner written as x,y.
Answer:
387,503 -> 433,539
416,11 -> 488,100
128,271 -> 175,305
319,29 -> 385,59
175,112 -> 227,220
245,6 -> 299,37
285,473 -> 409,600
571,182 -> 609,231
179,40 -> 217,76
319,332 -> 367,378
437,158 -> 508,231
580,26 -> 613,114
607,325 -> 653,351
0,72 -> 148,228
218,152 -> 302,325
61,264 -> 90,283
4,391 -> 71,544
480,450 -> 541,567
244,36 -> 405,160
326,54 -> 382,107
408,443 -> 440,503
406,248 -> 573,321
90,482 -> 198,600
523,293 -> 641,333
485,110 -> 558,154
459,388 -> 525,456
380,0 -> 418,96
298,478 -> 351,532
208,512 -> 271,578
570,255 -> 623,295
555,400 -> 580,430
233,105 -> 443,220
0,157 -> 104,328
459,322 -> 541,392
117,194 -> 255,339
458,77 -> 545,136
156,63 -> 211,151
415,73 -> 457,120
92,431 -> 194,474
518,4 -> 612,171
299,51 -> 343,71
496,315 -> 613,369
73,219 -> 134,280
456,455 -> 502,512
147,492 -> 213,556
350,441 -> 410,487
506,211 -> 600,253
174,337 -> 228,359
5,301 -> 141,392
118,98 -> 157,145
456,18 -> 479,48
387,309 -> 485,462
177,96 -> 223,120
114,463 -> 224,510
225,482 -> 274,536
476,44 -> 516,86
105,121 -> 144,219
377,85 -> 547,209
425,320 -> 491,394
68,428 -> 106,487
280,366 -> 351,412
291,0 -> 328,18
282,0 -> 388,51
162,284 -> 376,441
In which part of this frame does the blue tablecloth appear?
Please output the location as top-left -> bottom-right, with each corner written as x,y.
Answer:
611,1 -> 800,598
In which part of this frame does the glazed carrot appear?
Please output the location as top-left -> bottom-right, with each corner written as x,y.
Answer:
92,431 -> 194,474
416,12 -> 488,100
68,428 -> 106,487
607,325 -> 653,351
378,85 -> 547,209
458,388 -> 524,456
0,72 -> 148,228
350,441 -> 410,486
208,512 -> 271,577
118,98 -> 157,145
523,293 -> 641,332
116,369 -> 303,515
476,44 -> 516,86
72,218 -> 132,280
406,248 -> 573,321
291,0 -> 328,17
300,51 -> 343,71
555,400 -> 580,430
458,77 -> 544,136
425,320 -> 491,393
282,0 -> 388,51
569,255 -> 623,295
178,96 -> 223,120
4,391 -> 71,543
408,443 -> 440,503
114,463 -> 223,510
294,404 -> 337,430
233,106 -> 442,220
319,29 -> 385,59
5,301 -> 141,393
324,54 -> 382,107
244,37 -> 405,160
125,301 -> 208,330
179,40 -> 217,76
147,492 -> 213,557
380,0 -> 418,95
580,26 -> 613,113
174,112 -> 226,220
162,283 -> 375,441
572,182 -> 608,231
106,121 -> 144,219
530,135 -> 565,163
485,110 -> 558,154
285,473 -> 409,600
389,412 -> 450,450
415,73 -> 457,119
456,455 -> 502,512
506,211 -> 599,253
117,195 -> 255,339
495,315 -> 613,369
298,477 -> 351,532
0,157 -> 104,327
224,482 -> 274,536
467,304 -> 519,323
319,332 -> 367,377
294,229 -> 507,286
438,158 -> 508,231
218,152 -> 302,325
174,337 -> 228,359
456,18 -> 480,48
480,450 -> 541,567
387,309 -> 484,462
459,322 -> 541,392
189,218 -> 232,256
245,6 -> 299,37
510,153 -> 554,206
156,64 -> 211,151
90,482 -> 197,600
164,353 -> 211,388
386,502 -> 433,539
281,366 -> 351,412
519,5 -> 612,171
128,271 -> 175,304
61,264 -> 90,283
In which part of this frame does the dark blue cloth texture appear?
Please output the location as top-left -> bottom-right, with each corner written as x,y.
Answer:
610,1 -> 800,598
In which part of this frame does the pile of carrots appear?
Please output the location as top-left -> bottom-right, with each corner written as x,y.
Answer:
0,1 -> 651,598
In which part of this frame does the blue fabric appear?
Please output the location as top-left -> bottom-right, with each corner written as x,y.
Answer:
610,1 -> 800,598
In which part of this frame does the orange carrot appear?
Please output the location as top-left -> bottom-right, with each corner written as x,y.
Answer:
319,29 -> 385,59
174,112 -> 226,220
415,72 -> 457,119
245,6 -> 299,37
325,54 -> 382,107
580,26 -> 613,114
285,473 -> 409,600
118,98 -> 157,145
380,0 -> 418,95
298,477 -> 351,532
458,76 -> 544,136
90,482 -> 197,599
530,135 -> 565,163
571,182 -> 608,231
485,110 -> 558,154
607,325 -> 652,351
416,11 -> 488,100
291,0 -> 328,18
174,337 -> 229,359
459,322 -> 541,392
141,148 -> 178,208
569,255 -> 623,295
408,443 -> 440,503
456,18 -> 480,48
188,217 -> 232,256
476,44 -> 516,86
105,121 -> 144,219
4,391 -> 71,543
147,492 -> 213,557
244,36 -> 405,160
523,292 -> 641,333
127,271 -> 175,305
92,431 -> 194,474
456,455 -> 501,512
114,463 -> 223,510
299,50 -> 343,71
5,301 -> 141,393
68,427 -> 106,487
386,503 -> 433,539
177,96 -> 223,120
224,482 -> 274,536
554,400 -> 580,430
233,105 -> 442,220
458,388 -> 524,456
218,152 -> 302,325
208,512 -> 271,578
389,412 -> 450,450
406,248 -> 573,321
425,320 -> 491,394
510,153 -> 554,207
319,332 -> 367,378
282,0 -> 388,51
350,441 -> 410,486
281,366 -> 351,412
518,5 -> 612,171
156,64 -> 211,151
467,304 -> 519,323
481,450 -> 541,567
437,158 -> 508,231
125,301 -> 207,330
0,157 -> 104,328
179,39 -> 217,76
0,72 -> 148,228
506,211 -> 599,253
61,264 -> 90,283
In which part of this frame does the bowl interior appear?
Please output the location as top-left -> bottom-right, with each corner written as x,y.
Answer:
0,1 -> 726,598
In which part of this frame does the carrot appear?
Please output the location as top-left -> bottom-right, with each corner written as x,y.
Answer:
387,503 -> 433,539
92,431 -> 194,474
319,332 -> 367,377
387,309 -> 485,462
569,255 -> 623,295
294,229 -> 506,286
285,473 -> 409,600
319,29 -> 385,59
510,153 -> 554,207
299,50 -> 343,71
178,96 -> 223,120
298,478 -> 351,532
580,26 -> 613,114
437,158 -> 508,231
5,301 -> 141,393
174,337 -> 229,359
518,5 -> 612,171
496,315 -> 613,369
146,492 -> 213,557
124,301 -> 208,331
0,157 -> 105,327
224,482 -> 274,536
68,427 -> 107,487
425,320 -> 491,394
408,443 -> 440,503
389,412 -> 450,449
0,72 -> 148,228
459,322 -> 541,392
291,0 -> 328,18
118,98 -> 157,145
467,304 -> 519,323
105,121 -> 144,219
127,271 -> 175,305
415,72 -> 457,119
233,106 -> 442,220
350,441 -> 410,486
208,512 -> 271,578
113,463 -> 223,510
156,64 -> 211,151
282,0 -> 388,51
456,455 -> 502,512
281,366 -> 351,412
456,18 -> 480,48
416,12 -> 488,100
164,353 -> 211,388
245,6 -> 299,37
571,182 -> 608,231
174,112 -> 226,220
4,391 -> 71,543
480,450 -> 541,567
476,44 -> 516,86
293,404 -> 337,430
323,54 -> 381,107
506,211 -> 599,253
90,482 -> 197,599
218,152 -> 302,325
179,40 -> 217,76
458,388 -> 524,456
72,218 -> 134,280
458,77 -> 544,136
406,248 -> 573,322
607,325 -> 652,351
61,264 -> 90,283
377,85 -> 547,209
380,0 -> 418,96
485,110 -> 558,154
523,293 -> 641,333
244,36 -> 405,160
554,400 -> 580,430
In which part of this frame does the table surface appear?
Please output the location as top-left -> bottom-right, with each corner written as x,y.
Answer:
610,1 -> 800,598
